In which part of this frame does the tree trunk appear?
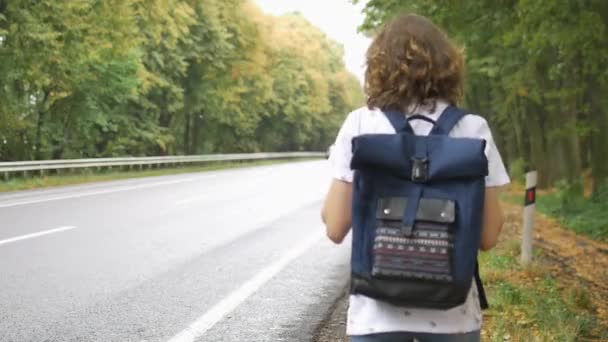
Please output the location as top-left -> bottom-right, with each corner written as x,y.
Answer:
520,94 -> 552,187
33,91 -> 50,160
52,116 -> 71,159
34,110 -> 44,160
183,112 -> 191,155
191,113 -> 203,155
543,89 -> 583,187
515,96 -> 532,165
590,110 -> 608,193
587,79 -> 608,194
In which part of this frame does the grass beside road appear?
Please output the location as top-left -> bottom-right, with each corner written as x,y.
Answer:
480,239 -> 605,341
501,182 -> 608,243
480,186 -> 608,342
0,158 -> 319,193
535,190 -> 608,243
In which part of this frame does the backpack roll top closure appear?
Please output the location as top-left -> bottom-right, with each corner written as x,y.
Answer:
350,133 -> 488,182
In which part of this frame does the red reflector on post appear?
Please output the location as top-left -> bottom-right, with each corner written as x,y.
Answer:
525,187 -> 536,206
522,171 -> 538,265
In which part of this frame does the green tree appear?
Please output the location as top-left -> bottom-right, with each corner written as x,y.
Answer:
354,0 -> 608,194
0,0 -> 141,160
0,0 -> 363,162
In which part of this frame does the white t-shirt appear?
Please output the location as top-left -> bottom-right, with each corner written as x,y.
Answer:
329,100 -> 510,336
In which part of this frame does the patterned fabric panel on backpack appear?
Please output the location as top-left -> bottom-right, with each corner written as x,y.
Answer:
371,197 -> 455,283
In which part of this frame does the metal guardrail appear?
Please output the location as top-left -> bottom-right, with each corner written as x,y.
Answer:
0,152 -> 326,180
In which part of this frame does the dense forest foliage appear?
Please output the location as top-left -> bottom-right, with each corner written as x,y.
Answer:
0,0 -> 364,161
355,0 -> 608,195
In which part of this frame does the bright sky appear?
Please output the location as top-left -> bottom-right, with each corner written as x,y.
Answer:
254,0 -> 371,83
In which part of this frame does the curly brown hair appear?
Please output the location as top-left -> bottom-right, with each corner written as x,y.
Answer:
365,14 -> 464,113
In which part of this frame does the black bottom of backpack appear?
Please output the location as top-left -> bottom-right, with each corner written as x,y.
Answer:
350,273 -> 469,310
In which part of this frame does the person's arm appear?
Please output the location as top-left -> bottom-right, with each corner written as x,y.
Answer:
479,186 -> 505,251
321,180 -> 353,244
477,117 -> 510,251
321,110 -> 360,244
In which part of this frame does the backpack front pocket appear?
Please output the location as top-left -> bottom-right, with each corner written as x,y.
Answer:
372,197 -> 455,283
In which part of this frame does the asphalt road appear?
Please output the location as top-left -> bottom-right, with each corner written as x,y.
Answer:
0,160 -> 350,342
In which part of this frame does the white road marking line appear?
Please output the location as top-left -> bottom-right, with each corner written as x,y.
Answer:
0,226 -> 77,246
167,232 -> 323,342
0,176 -> 217,208
0,178 -> 158,200
175,196 -> 210,206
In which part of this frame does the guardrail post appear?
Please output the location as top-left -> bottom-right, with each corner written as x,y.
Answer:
3,171 -> 8,181
521,170 -> 537,265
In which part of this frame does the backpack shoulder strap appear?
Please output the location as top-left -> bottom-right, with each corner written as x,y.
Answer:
383,110 -> 413,133
475,261 -> 489,310
430,106 -> 467,135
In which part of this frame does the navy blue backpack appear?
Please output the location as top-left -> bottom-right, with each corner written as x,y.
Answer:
350,106 -> 489,309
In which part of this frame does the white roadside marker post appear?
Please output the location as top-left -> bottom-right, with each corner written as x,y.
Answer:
521,171 -> 538,265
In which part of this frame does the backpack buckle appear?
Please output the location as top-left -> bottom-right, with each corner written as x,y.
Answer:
411,157 -> 429,182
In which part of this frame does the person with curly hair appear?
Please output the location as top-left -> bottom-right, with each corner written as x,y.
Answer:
321,14 -> 510,342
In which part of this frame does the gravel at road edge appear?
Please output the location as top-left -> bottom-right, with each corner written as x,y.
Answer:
313,287 -> 349,342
